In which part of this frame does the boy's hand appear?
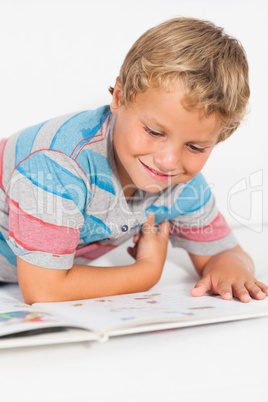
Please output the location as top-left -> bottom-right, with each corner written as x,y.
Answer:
127,213 -> 169,273
190,248 -> 268,303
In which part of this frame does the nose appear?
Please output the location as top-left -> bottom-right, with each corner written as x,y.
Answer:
153,144 -> 181,173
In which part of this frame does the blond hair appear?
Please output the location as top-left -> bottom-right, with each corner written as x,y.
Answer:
109,17 -> 250,142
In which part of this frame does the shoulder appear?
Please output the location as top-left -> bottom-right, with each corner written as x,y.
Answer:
10,105 -> 111,165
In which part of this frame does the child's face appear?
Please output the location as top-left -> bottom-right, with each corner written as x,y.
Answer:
111,79 -> 219,198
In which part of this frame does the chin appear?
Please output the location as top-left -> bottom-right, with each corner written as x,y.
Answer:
138,182 -> 170,193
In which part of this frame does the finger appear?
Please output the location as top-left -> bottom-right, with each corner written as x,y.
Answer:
214,281 -> 233,300
147,212 -> 155,224
232,283 -> 251,303
245,281 -> 266,300
127,246 -> 134,257
142,213 -> 156,235
255,281 -> 268,296
127,246 -> 137,260
133,233 -> 140,244
191,276 -> 211,297
157,221 -> 170,240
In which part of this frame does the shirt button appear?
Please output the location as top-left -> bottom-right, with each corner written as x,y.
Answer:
121,225 -> 128,232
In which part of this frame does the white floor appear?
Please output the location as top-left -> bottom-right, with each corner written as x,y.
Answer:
0,225 -> 268,402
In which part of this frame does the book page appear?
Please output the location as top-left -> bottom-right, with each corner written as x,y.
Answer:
34,285 -> 268,335
0,285 -> 75,337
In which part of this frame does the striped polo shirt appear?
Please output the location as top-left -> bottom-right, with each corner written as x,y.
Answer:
0,105 -> 237,282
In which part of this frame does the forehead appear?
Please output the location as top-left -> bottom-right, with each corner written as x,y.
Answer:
131,82 -> 220,142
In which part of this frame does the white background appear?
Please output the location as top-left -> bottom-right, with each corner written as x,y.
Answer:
0,3 -> 267,400
0,0 -> 267,228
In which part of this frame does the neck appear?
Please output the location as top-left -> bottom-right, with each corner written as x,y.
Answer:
113,146 -> 137,201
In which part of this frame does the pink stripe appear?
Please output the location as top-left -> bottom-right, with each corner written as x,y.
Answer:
69,112 -> 110,158
9,199 -> 80,254
74,114 -> 111,160
75,242 -> 117,260
6,149 -> 91,197
0,138 -> 8,191
170,213 -> 230,242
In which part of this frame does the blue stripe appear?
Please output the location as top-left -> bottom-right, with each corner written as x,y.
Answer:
76,150 -> 115,195
145,205 -> 169,223
171,173 -> 211,216
49,111 -> 89,151
80,214 -> 112,243
143,174 -> 211,223
15,120 -> 48,166
16,152 -> 92,212
49,106 -> 110,156
0,232 -> 17,266
71,110 -> 111,159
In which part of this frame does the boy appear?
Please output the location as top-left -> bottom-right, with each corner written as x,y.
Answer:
0,17 -> 267,304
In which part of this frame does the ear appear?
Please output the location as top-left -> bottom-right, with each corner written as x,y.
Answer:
110,77 -> 123,115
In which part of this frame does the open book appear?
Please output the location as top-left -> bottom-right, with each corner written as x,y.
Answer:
1,282 -> 268,349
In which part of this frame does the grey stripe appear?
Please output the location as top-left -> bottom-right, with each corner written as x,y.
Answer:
170,194 -> 218,227
31,112 -> 79,152
41,149 -> 92,192
9,171 -> 84,227
169,232 -> 238,256
2,130 -> 22,191
0,255 -> 18,282
16,250 -> 75,270
0,188 -> 9,238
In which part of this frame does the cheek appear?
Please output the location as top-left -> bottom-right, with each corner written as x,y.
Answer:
135,136 -> 154,151
183,153 -> 211,173
127,132 -> 155,156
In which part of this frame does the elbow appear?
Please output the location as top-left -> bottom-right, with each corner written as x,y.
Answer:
19,275 -> 62,304
22,292 -> 34,305
22,288 -> 56,305
17,257 -> 68,304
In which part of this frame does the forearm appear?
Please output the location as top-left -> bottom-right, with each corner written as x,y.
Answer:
18,258 -> 161,304
62,261 -> 160,301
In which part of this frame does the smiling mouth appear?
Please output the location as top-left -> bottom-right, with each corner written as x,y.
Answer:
139,159 -> 178,177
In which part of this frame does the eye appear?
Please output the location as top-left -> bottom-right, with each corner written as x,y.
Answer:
187,144 -> 206,153
144,126 -> 164,137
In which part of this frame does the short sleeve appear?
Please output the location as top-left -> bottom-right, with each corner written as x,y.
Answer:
7,150 -> 91,269
169,173 -> 238,255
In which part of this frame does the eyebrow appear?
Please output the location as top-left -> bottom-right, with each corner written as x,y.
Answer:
141,115 -> 217,146
142,116 -> 168,132
188,140 -> 216,146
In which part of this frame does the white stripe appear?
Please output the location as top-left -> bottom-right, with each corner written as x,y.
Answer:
9,171 -> 84,229
170,232 -> 238,256
31,112 -> 79,152
2,130 -> 22,191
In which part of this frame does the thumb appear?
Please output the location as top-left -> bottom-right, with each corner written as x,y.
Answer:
133,233 -> 140,244
157,220 -> 170,240
142,213 -> 156,236
191,276 -> 211,297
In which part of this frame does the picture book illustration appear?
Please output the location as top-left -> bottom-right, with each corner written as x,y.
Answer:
0,288 -> 70,337
0,311 -> 57,327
